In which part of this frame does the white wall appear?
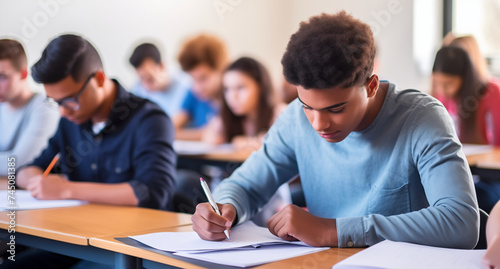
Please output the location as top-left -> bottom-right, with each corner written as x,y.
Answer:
0,0 -> 440,94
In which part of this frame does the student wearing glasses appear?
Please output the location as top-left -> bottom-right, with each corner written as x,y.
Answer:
0,39 -> 59,177
7,34 -> 177,269
191,12 -> 479,249
16,34 -> 176,207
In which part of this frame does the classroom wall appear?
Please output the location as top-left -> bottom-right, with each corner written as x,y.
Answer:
0,0 -> 440,95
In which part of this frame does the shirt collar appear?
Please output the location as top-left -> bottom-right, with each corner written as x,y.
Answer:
81,79 -> 144,135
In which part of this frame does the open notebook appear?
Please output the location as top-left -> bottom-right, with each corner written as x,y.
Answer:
333,240 -> 485,269
0,190 -> 85,211
129,221 -> 328,267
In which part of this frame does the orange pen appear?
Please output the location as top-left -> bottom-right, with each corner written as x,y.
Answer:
42,154 -> 60,178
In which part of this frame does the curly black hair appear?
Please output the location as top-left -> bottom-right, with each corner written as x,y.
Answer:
282,11 -> 376,89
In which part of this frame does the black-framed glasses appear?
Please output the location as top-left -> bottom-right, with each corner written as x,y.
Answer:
45,72 -> 96,111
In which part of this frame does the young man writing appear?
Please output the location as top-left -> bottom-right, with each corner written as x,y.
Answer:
191,12 -> 479,249
16,34 -> 176,208
7,34 -> 177,269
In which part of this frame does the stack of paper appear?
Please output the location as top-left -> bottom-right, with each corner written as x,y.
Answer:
0,190 -> 86,210
333,240 -> 485,269
130,221 -> 328,267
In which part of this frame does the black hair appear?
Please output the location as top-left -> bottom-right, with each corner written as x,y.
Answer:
31,34 -> 102,84
281,11 -> 376,89
432,46 -> 488,143
129,43 -> 162,68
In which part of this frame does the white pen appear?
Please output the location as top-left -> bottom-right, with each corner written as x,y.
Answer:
200,177 -> 230,239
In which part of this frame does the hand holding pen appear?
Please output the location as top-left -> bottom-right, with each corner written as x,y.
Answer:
191,178 -> 237,241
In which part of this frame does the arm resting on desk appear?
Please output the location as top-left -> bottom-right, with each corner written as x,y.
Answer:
18,166 -> 138,205
17,166 -> 43,189
173,111 -> 206,141
66,181 -> 138,206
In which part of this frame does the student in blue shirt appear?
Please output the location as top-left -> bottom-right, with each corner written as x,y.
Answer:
191,11 -> 479,249
173,34 -> 227,140
129,43 -> 189,118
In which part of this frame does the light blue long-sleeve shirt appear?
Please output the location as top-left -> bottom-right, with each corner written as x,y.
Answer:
131,73 -> 190,118
213,83 -> 479,249
0,92 -> 59,175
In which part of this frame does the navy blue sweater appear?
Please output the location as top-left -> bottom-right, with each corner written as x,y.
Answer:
30,80 -> 176,210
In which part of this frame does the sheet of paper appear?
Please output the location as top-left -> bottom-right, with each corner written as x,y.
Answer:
0,190 -> 86,211
462,144 -> 493,156
175,244 -> 328,268
173,140 -> 234,155
332,240 -> 486,269
130,221 -> 306,252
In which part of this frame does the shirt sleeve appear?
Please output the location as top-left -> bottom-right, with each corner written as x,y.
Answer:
0,98 -> 60,175
24,120 -> 62,173
130,83 -> 144,96
180,90 -> 195,115
336,103 -> 479,249
128,108 -> 177,210
213,106 -> 299,224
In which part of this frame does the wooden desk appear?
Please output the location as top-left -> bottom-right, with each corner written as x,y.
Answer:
0,178 -> 7,190
0,204 -> 192,245
466,148 -> 500,170
89,225 -> 364,269
179,149 -> 253,163
91,226 -> 205,269
177,149 -> 254,179
0,204 -> 192,269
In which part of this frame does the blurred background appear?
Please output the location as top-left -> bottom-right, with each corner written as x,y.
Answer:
1,0 -> 500,95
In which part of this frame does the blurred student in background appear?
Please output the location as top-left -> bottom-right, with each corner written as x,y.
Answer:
432,46 -> 500,213
0,39 -> 59,176
449,35 -> 491,82
174,34 -> 227,140
432,46 -> 500,146
203,57 -> 285,150
129,43 -> 189,118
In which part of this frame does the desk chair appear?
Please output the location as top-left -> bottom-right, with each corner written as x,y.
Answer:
475,208 -> 489,249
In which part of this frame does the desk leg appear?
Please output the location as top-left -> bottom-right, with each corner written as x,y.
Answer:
115,253 -> 139,269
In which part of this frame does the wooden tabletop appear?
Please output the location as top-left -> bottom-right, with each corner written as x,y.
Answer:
0,204 -> 192,245
89,225 -> 363,269
466,147 -> 500,169
179,149 -> 254,163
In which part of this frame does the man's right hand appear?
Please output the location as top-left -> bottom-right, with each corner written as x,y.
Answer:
192,202 -> 237,241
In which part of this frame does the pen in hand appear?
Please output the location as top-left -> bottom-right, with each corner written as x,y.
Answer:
200,177 -> 230,239
42,154 -> 60,178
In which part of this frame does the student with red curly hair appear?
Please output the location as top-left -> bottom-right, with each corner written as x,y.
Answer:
191,11 -> 479,249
